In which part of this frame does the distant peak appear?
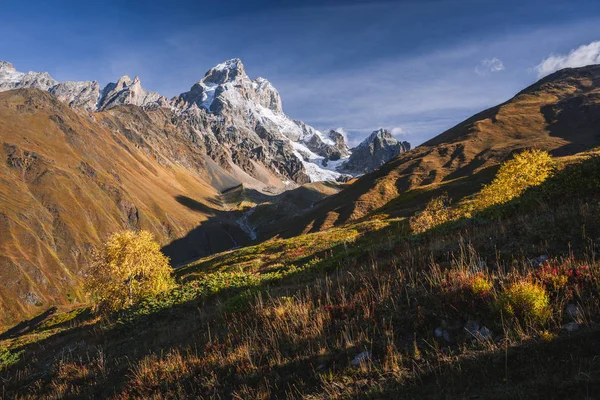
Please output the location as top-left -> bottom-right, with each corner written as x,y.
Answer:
215,58 -> 244,70
0,61 -> 16,72
116,75 -> 133,87
365,128 -> 391,142
202,58 -> 247,85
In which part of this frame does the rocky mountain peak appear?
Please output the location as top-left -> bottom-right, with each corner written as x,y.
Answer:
252,76 -> 283,113
341,128 -> 411,174
202,58 -> 247,85
97,75 -> 166,111
0,61 -> 57,92
0,60 -> 16,72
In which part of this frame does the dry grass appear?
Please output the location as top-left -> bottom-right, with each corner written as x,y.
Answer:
2,184 -> 600,398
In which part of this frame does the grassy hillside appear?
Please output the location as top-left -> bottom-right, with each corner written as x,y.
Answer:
271,64 -> 600,238
2,151 -> 599,398
0,89 -> 249,325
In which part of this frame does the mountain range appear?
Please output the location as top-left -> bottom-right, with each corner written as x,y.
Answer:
0,59 -> 409,186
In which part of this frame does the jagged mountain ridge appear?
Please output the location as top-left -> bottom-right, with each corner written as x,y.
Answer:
0,59 -> 408,186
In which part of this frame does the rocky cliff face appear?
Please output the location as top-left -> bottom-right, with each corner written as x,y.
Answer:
341,128 -> 410,174
0,59 -> 411,188
98,75 -> 170,110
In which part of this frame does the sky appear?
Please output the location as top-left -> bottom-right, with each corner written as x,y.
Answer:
1,0 -> 600,146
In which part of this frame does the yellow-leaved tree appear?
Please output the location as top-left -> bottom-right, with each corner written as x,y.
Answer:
87,230 -> 175,312
409,193 -> 454,233
474,149 -> 555,209
410,149 -> 555,233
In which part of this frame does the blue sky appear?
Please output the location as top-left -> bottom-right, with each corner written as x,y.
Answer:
2,0 -> 600,146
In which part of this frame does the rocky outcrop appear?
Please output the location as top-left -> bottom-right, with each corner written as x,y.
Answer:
97,75 -> 169,110
341,128 -> 410,174
50,81 -> 100,112
0,61 -> 57,91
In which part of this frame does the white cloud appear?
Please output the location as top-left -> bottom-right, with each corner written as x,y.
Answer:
536,41 -> 600,78
475,57 -> 505,76
391,127 -> 405,136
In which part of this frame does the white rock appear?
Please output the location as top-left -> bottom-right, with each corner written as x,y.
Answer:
350,351 -> 371,366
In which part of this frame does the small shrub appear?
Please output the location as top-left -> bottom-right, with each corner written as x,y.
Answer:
535,262 -> 596,300
410,193 -> 454,233
0,347 -> 23,370
496,281 -> 551,325
470,275 -> 493,296
86,230 -> 175,313
437,271 -> 493,319
474,149 -> 555,210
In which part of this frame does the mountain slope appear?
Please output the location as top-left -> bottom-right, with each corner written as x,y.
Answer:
0,89 -> 251,325
277,64 -> 600,235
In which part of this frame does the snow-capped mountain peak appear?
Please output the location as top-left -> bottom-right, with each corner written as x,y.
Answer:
202,58 -> 247,85
0,59 -> 410,186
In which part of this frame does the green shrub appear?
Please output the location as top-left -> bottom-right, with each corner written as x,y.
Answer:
470,275 -> 493,296
496,281 -> 551,325
0,347 -> 23,370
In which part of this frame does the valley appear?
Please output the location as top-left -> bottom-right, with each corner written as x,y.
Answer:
1,60 -> 600,398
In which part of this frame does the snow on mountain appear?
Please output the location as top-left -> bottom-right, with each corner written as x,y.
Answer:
0,61 -> 57,91
176,58 -> 352,183
0,58 -> 409,185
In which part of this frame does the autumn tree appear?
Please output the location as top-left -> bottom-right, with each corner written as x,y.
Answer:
409,192 -> 454,233
474,149 -> 555,209
86,230 -> 175,312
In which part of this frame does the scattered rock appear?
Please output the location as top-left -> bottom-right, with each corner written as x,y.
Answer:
562,322 -> 580,332
442,330 -> 453,343
464,320 -> 481,336
350,351 -> 371,366
565,303 -> 583,319
529,255 -> 549,267
478,326 -> 494,341
435,326 -> 453,342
